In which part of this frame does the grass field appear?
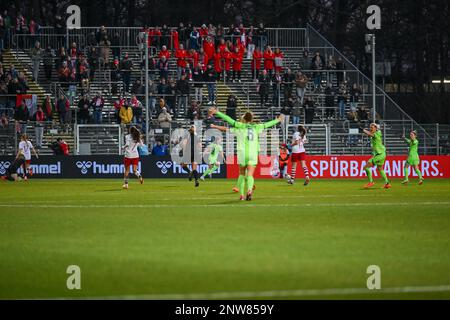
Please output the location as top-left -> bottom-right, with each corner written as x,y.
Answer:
0,178 -> 449,300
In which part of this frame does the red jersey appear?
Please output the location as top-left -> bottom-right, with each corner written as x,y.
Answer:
171,30 -> 179,50
222,51 -> 233,71
263,50 -> 275,70
214,52 -> 223,72
203,41 -> 215,60
232,52 -> 243,71
158,49 -> 171,60
175,49 -> 187,68
252,50 -> 263,70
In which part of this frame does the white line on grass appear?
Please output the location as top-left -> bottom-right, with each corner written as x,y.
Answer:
54,285 -> 450,300
1,201 -> 450,209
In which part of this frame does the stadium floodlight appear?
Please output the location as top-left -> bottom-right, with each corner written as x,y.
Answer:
365,33 -> 376,121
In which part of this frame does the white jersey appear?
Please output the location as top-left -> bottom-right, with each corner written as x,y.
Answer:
291,132 -> 306,154
19,140 -> 33,160
123,134 -> 143,159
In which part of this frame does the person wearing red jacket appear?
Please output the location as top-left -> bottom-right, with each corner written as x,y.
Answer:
175,44 -> 187,79
213,48 -> 223,81
263,46 -> 275,77
251,47 -> 263,80
198,47 -> 209,70
158,45 -> 171,60
171,28 -> 179,50
199,24 -> 209,44
222,48 -> 233,82
232,47 -> 243,82
218,38 -> 227,53
203,37 -> 215,61
188,49 -> 199,68
274,48 -> 284,74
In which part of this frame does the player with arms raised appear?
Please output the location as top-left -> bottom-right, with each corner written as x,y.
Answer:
122,126 -> 144,189
363,123 -> 391,189
401,130 -> 424,185
210,108 -> 284,201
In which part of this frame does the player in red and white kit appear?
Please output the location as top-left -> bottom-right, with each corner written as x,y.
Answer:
287,125 -> 310,186
122,126 -> 144,189
18,134 -> 39,180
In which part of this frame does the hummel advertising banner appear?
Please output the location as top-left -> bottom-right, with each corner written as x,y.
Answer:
0,156 -> 226,179
226,155 -> 450,179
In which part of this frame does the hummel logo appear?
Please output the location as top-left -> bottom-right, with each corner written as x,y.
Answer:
156,161 -> 172,175
0,161 -> 11,175
76,161 -> 93,175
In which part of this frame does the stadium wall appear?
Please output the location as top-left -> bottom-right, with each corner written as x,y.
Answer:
0,156 -> 226,179
226,156 -> 450,179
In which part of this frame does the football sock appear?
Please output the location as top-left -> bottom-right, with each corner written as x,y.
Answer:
237,175 -> 245,196
365,167 -> 373,183
181,165 -> 191,174
415,168 -> 423,180
403,167 -> 409,181
379,169 -> 389,184
302,166 -> 310,179
124,177 -> 129,184
290,164 -> 297,180
193,170 -> 199,181
134,170 -> 141,178
247,175 -> 255,193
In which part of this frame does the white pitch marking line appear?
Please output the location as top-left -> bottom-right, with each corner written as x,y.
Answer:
52,285 -> 450,300
1,202 -> 450,209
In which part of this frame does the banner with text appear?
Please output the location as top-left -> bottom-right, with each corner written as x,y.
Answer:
226,155 -> 450,179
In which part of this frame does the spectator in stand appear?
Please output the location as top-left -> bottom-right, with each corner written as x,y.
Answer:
30,41 -> 42,81
205,64 -> 216,105
177,22 -> 188,49
88,47 -> 99,81
42,46 -> 55,81
171,27 -> 179,50
311,51 -> 325,91
199,24 -> 209,46
14,101 -> 29,134
166,79 -> 177,113
283,68 -> 295,100
280,98 -> 293,127
56,94 -> 69,129
15,13 -> 26,48
79,57 -> 90,93
99,35 -> 111,68
291,98 -> 302,125
110,57 -> 120,94
111,32 -> 121,61
203,108 -> 216,129
157,77 -> 170,96
56,47 -> 67,69
226,94 -> 237,119
192,63 -> 205,104
159,45 -> 171,60
120,52 -> 133,93
176,74 -> 190,115
188,49 -> 199,70
175,44 -> 187,80
41,95 -> 54,121
337,83 -> 348,119
152,26 -> 162,48
187,100 -> 202,121
327,55 -> 337,83
256,23 -> 268,50
246,25 -> 256,59
157,107 -> 172,129
203,37 -> 215,62
91,93 -> 104,124
119,102 -> 133,126
34,106 -> 45,148
251,46 -> 262,80
189,27 -> 200,50
152,140 -> 169,156
113,95 -> 125,123
77,94 -> 90,124
272,70 -> 283,107
131,95 -> 143,125
213,47 -> 223,81
17,72 -> 30,93
274,48 -> 284,74
349,83 -> 361,113
336,57 -> 345,87
257,69 -> 270,107
58,60 -> 70,83
303,97 -> 315,124
131,79 -> 144,95
54,15 -> 65,47
0,17 -> 5,51
299,50 -> 309,70
148,79 -> 158,118
222,47 -> 232,82
324,83 -> 336,119
295,71 -> 309,105
232,46 -> 243,82
263,46 -> 275,77
58,138 -> 70,155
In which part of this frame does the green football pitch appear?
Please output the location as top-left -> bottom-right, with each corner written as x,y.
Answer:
0,178 -> 449,300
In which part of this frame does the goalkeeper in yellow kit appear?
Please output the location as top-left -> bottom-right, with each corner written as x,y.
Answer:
210,108 -> 284,201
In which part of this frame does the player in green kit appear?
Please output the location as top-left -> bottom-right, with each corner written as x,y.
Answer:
401,130 -> 424,185
210,108 -> 284,201
200,136 -> 224,181
363,123 -> 391,189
